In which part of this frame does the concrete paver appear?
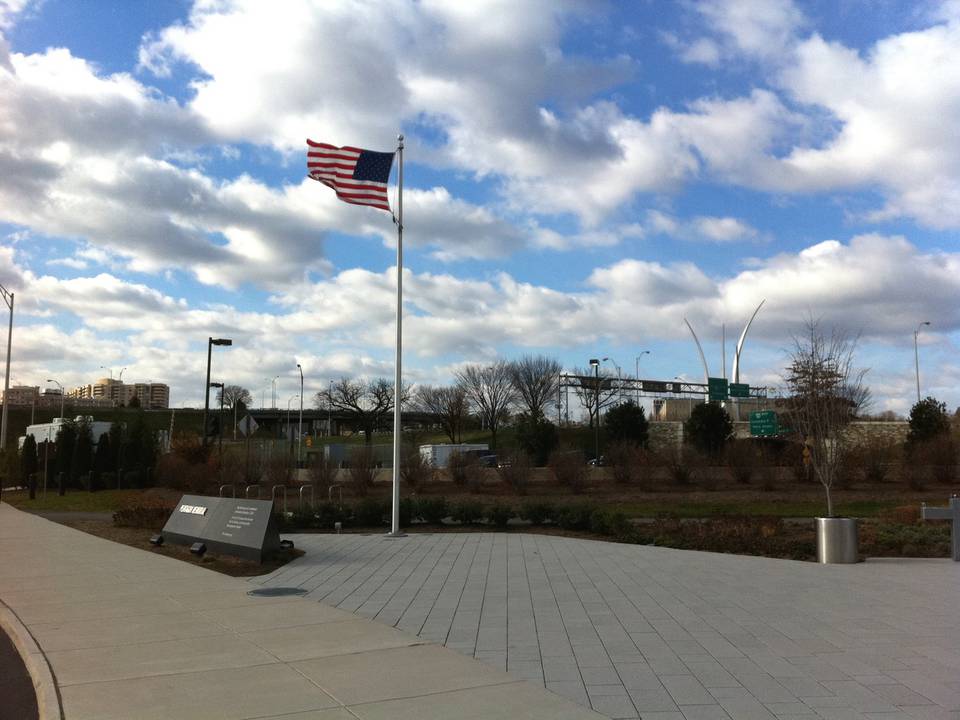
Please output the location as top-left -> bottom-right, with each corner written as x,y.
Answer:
255,531 -> 960,719
0,505 -> 600,720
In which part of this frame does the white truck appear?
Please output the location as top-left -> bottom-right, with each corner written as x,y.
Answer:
419,443 -> 489,469
18,416 -> 113,450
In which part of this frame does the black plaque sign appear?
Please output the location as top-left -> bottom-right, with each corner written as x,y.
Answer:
161,495 -> 282,562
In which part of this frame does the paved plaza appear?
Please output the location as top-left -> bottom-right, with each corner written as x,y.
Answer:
254,532 -> 960,720
0,506 -> 599,720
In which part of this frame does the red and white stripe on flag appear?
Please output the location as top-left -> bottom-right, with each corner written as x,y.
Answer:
306,139 -> 393,213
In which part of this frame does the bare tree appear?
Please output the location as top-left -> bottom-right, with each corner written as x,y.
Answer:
509,354 -> 562,419
313,377 -> 410,443
570,367 -> 618,427
218,385 -> 253,440
218,385 -> 252,410
455,361 -> 517,449
783,319 -> 870,516
414,385 -> 470,443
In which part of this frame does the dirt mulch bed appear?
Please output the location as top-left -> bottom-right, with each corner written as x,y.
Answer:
56,519 -> 303,577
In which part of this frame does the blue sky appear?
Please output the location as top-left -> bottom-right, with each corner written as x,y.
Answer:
1,0 -> 958,415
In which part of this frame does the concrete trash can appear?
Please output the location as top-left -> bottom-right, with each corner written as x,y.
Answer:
816,517 -> 859,564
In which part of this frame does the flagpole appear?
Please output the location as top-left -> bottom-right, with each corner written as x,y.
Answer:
389,134 -> 404,537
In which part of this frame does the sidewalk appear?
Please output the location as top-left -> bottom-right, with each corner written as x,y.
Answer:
0,504 -> 600,720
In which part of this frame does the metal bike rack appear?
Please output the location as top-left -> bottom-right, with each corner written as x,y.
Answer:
245,484 -> 261,499
298,484 -> 314,511
328,484 -> 343,508
271,485 -> 287,515
219,484 -> 235,498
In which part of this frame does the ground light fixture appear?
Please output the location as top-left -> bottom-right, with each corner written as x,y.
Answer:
149,534 -> 164,546
189,542 -> 206,556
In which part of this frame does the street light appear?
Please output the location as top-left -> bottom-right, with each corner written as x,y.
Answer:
0,282 -> 13,453
209,381 -> 225,462
914,321 -> 931,403
327,379 -> 333,437
589,358 -> 600,464
203,337 -> 232,447
45,379 -> 65,419
271,375 -> 280,408
296,363 -> 304,467
118,367 -> 127,382
99,365 -> 113,380
635,351 -> 650,404
286,394 -> 299,462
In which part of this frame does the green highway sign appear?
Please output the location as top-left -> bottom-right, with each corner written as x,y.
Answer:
707,376 -> 728,401
750,410 -> 779,436
729,382 -> 750,398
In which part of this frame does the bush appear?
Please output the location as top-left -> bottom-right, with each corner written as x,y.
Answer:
515,412 -> 558,466
486,502 -> 514,528
113,495 -> 174,529
418,496 -> 449,525
725,439 -> 761,485
398,497 -> 415,526
497,451 -> 532,494
907,397 -> 951,448
604,401 -> 649,447
913,435 -> 957,484
684,402 -> 733,457
309,451 -> 339,493
857,436 -> 899,484
452,499 -> 484,525
400,445 -> 433,490
520,501 -> 555,526
354,497 -> 387,527
347,446 -> 377,497
606,441 -> 640,485
549,447 -> 586,494
447,451 -> 472,486
556,503 -> 595,531
464,460 -> 486,494
665,447 -> 702,486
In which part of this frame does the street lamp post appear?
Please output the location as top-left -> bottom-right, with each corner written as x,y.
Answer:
327,379 -> 333,437
635,350 -> 650,405
589,358 -> 600,464
203,337 -> 232,447
271,375 -> 279,409
286,394 -> 299,463
99,366 -> 113,380
914,321 -> 931,403
296,363 -> 304,467
0,283 -> 13,454
45,379 -> 65,419
209,381 -> 225,483
119,367 -> 126,382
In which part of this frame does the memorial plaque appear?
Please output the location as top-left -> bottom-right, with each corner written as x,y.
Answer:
161,494 -> 282,562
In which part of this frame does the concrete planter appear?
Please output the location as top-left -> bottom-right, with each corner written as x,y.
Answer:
816,517 -> 859,564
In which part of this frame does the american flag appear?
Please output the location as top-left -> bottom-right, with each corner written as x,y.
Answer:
306,140 -> 394,213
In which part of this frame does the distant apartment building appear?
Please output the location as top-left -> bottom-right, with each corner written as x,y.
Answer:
0,385 -> 112,410
69,378 -> 170,409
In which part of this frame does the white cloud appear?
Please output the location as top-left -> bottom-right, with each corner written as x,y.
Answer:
644,211 -> 760,243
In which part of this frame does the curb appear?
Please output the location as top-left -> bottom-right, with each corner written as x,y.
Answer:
0,600 -> 64,720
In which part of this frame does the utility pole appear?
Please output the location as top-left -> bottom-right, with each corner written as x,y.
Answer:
297,363 -> 304,467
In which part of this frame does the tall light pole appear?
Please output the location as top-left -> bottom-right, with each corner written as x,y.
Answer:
99,365 -> 113,380
46,379 -> 65,419
0,283 -> 13,453
914,321 -> 931,403
296,363 -> 304,467
286,394 -> 299,459
271,375 -> 279,409
118,367 -> 127,382
635,350 -> 650,405
203,337 -> 232,447
589,358 -> 600,464
327,379 -> 333,437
